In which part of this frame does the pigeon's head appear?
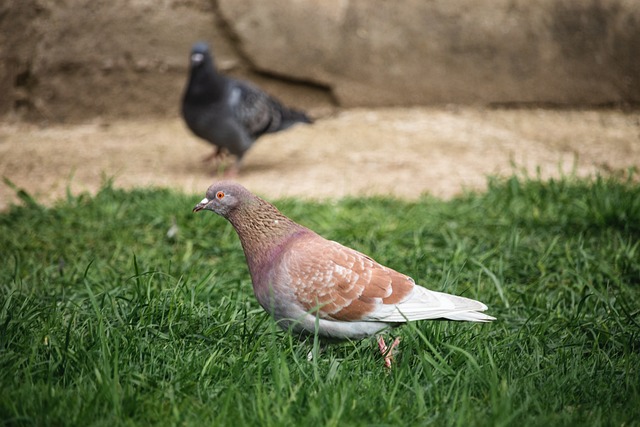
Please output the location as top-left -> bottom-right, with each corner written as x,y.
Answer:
190,42 -> 211,67
193,181 -> 253,218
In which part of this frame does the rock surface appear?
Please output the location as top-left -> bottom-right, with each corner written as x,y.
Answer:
1,0 -> 639,121
219,0 -> 640,107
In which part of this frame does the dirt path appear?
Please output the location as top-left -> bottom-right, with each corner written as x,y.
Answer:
1,107 -> 639,210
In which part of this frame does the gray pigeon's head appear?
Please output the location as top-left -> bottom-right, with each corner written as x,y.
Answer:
190,42 -> 212,67
193,181 -> 254,218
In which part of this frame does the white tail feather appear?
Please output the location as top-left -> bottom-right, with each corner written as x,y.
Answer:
372,286 -> 495,323
440,310 -> 496,322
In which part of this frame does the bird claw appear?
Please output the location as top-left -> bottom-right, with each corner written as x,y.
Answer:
377,336 -> 401,369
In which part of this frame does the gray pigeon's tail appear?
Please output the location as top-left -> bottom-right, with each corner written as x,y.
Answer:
281,107 -> 313,127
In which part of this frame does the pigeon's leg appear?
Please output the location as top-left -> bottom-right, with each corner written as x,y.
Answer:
202,146 -> 223,163
377,336 -> 401,369
222,157 -> 243,178
223,165 -> 239,178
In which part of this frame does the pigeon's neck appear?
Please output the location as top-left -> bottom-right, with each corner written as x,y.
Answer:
187,67 -> 227,103
227,201 -> 307,276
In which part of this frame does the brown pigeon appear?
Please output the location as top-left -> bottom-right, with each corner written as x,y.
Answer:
193,181 -> 495,367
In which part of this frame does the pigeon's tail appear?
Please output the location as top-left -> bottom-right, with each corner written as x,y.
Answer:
281,107 -> 314,127
429,291 -> 496,322
440,308 -> 496,322
377,287 -> 496,323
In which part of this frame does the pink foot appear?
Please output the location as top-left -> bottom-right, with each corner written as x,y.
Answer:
222,163 -> 240,178
201,147 -> 222,163
377,336 -> 401,369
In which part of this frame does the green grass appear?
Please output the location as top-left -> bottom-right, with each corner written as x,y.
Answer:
1,173 -> 639,426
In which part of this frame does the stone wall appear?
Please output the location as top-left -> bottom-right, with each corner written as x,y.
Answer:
1,0 -> 638,122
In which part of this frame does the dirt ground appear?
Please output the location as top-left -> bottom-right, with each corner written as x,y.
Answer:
1,107 -> 639,211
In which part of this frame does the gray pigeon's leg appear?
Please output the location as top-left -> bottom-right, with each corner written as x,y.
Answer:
202,145 -> 223,163
222,156 -> 243,178
377,336 -> 401,369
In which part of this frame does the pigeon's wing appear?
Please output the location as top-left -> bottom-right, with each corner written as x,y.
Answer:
283,235 -> 494,323
284,235 -> 414,322
227,79 -> 282,138
227,78 -> 311,138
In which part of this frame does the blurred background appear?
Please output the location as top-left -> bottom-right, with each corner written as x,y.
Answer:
1,0 -> 639,207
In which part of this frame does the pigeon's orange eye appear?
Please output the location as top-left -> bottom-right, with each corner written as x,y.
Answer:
216,191 -> 225,199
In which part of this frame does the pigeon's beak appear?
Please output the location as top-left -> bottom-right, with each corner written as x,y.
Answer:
192,197 -> 210,213
190,52 -> 204,65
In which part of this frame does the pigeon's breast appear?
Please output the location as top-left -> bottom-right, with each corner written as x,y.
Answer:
184,102 -> 249,150
247,231 -> 309,320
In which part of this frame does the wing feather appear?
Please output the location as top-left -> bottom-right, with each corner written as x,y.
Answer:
282,234 -> 494,324
284,235 -> 414,321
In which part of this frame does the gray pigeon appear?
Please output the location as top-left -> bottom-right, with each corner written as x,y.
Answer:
181,42 -> 313,174
193,181 -> 495,367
